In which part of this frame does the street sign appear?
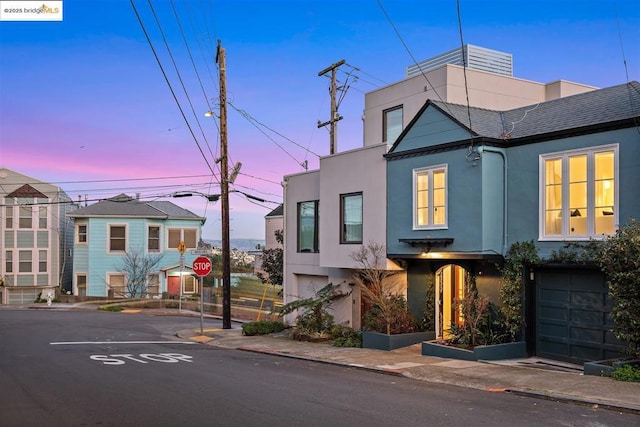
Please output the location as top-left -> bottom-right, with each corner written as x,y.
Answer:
192,256 -> 212,277
177,241 -> 187,255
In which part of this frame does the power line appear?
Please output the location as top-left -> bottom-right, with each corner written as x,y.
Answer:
376,0 -> 454,117
130,0 -> 216,175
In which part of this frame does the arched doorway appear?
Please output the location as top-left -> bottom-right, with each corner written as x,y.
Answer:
435,264 -> 468,339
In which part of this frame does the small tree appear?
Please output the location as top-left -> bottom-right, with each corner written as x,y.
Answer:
117,249 -> 164,298
257,229 -> 283,287
499,241 -> 539,342
351,242 -> 419,335
278,283 -> 349,339
596,218 -> 640,358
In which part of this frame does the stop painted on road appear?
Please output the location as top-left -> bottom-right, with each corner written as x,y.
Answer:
90,353 -> 193,365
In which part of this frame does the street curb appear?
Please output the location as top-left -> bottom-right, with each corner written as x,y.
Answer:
505,388 -> 640,415
236,346 -> 405,377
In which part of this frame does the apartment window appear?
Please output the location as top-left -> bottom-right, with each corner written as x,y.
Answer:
383,105 -> 403,143
39,250 -> 47,272
183,275 -> 196,294
540,144 -> 618,239
19,250 -> 32,273
77,274 -> 87,297
5,205 -> 13,228
147,274 -> 160,296
340,193 -> 363,243
108,274 -> 126,297
38,206 -> 47,229
414,165 -> 448,229
5,251 -> 13,273
298,200 -> 319,253
109,225 -> 126,252
19,205 -> 32,229
148,226 -> 160,252
76,224 -> 88,244
167,228 -> 198,249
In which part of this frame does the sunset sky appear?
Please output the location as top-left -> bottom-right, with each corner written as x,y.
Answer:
1,0 -> 638,240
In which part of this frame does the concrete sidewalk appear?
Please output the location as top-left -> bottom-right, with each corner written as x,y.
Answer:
180,326 -> 640,415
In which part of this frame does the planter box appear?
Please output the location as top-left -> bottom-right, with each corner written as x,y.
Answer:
422,340 -> 527,361
362,331 -> 435,351
584,359 -> 640,377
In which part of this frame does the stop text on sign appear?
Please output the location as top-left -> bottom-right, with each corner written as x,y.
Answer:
90,353 -> 193,365
192,256 -> 212,276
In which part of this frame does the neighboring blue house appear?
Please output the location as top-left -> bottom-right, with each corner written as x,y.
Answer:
385,81 -> 640,364
67,194 -> 206,298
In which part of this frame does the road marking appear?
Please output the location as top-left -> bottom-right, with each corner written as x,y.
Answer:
90,353 -> 194,365
50,341 -> 197,345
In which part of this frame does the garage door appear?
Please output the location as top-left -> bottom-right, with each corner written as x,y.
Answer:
536,267 -> 626,365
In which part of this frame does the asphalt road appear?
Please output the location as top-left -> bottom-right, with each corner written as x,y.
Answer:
0,309 -> 636,426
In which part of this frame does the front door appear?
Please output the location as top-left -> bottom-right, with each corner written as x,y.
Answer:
168,276 -> 180,296
435,264 -> 467,339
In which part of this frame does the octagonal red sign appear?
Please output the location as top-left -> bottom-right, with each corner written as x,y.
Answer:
192,256 -> 212,276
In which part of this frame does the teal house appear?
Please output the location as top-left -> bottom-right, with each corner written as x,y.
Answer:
68,194 -> 206,298
385,82 -> 640,364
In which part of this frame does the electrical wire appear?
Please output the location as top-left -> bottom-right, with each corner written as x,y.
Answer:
147,0 -> 218,179
376,0 -> 454,117
130,0 -> 216,175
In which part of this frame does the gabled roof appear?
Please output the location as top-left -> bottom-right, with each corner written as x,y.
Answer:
266,204 -> 284,217
6,184 -> 48,199
388,81 -> 640,155
68,193 -> 205,222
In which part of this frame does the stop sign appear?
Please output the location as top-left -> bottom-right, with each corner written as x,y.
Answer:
192,256 -> 212,277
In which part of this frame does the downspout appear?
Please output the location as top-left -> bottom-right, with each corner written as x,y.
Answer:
477,146 -> 508,255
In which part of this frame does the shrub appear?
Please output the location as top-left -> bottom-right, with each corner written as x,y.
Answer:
363,294 -> 420,334
596,219 -> 640,359
499,241 -> 540,342
241,320 -> 286,336
330,325 -> 362,348
98,305 -> 124,312
612,364 -> 640,382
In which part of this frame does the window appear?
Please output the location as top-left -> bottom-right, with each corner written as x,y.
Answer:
18,250 -> 32,273
168,228 -> 198,249
19,205 -> 32,229
76,224 -> 88,244
148,226 -> 160,252
540,144 -> 617,239
38,206 -> 47,229
5,251 -> 13,273
77,274 -> 87,297
108,274 -> 126,297
383,105 -> 403,143
414,165 -> 448,229
109,225 -> 126,252
297,200 -> 319,253
5,205 -> 13,228
340,193 -> 363,243
147,274 -> 160,296
183,276 -> 196,294
39,250 -> 47,272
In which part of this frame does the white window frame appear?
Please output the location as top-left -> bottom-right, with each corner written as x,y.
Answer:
167,227 -> 199,250
413,164 -> 448,230
148,225 -> 161,253
108,224 -> 128,253
107,273 -> 127,297
76,223 -> 88,245
76,273 -> 87,296
539,143 -> 619,241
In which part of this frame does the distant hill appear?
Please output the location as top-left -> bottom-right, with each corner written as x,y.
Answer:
204,238 -> 265,252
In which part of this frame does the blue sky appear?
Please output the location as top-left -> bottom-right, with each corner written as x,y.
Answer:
1,0 -> 638,239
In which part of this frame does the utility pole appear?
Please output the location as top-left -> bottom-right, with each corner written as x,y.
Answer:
217,40 -> 232,329
317,59 -> 345,155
